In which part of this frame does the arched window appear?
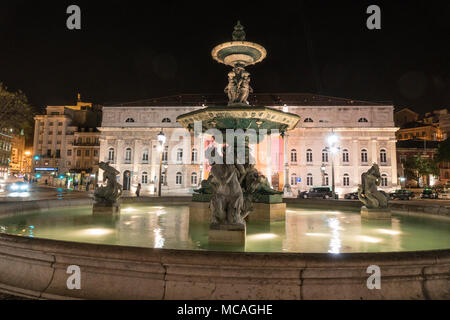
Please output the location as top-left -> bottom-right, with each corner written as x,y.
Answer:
162,146 -> 168,162
324,173 -> 329,186
176,172 -> 182,185
290,173 -> 297,185
125,148 -> 132,162
306,149 -> 313,163
342,149 -> 349,163
290,149 -> 297,162
361,149 -> 368,163
381,174 -> 388,187
108,148 -> 115,162
191,172 -> 198,185
322,148 -> 329,163
304,118 -> 313,123
307,173 -> 313,186
380,149 -> 387,163
343,173 -> 350,186
142,149 -> 149,162
125,118 -> 135,123
358,117 -> 368,123
162,118 -> 171,123
176,148 -> 183,162
191,148 -> 198,163
142,172 -> 148,184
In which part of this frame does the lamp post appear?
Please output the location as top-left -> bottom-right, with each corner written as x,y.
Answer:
327,133 -> 339,199
157,130 -> 166,197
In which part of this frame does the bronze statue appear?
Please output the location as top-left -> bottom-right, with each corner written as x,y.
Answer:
358,163 -> 388,209
94,161 -> 123,205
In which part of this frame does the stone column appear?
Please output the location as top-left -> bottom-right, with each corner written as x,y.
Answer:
389,139 -> 398,187
266,134 -> 272,185
352,139 -> 359,185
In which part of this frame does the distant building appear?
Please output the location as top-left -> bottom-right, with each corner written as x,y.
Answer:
0,131 -> 12,179
394,108 -> 419,127
9,132 -> 26,175
395,139 -> 450,187
32,94 -> 102,186
396,121 -> 444,141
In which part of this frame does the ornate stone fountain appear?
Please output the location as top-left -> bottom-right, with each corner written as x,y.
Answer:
177,22 -> 300,244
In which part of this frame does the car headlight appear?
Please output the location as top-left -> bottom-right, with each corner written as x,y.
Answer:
20,184 -> 28,191
11,184 -> 19,191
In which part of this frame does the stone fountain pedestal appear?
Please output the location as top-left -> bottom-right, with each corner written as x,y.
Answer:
208,223 -> 246,245
93,202 -> 120,216
189,197 -> 211,223
361,206 -> 391,220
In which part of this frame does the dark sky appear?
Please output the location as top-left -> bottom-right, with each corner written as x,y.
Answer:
0,0 -> 449,114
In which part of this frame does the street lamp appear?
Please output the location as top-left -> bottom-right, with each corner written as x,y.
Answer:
327,133 -> 339,199
157,130 -> 166,197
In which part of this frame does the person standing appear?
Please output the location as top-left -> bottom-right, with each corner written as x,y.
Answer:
136,183 -> 141,197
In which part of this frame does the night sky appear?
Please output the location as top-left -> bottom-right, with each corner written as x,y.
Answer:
0,0 -> 449,114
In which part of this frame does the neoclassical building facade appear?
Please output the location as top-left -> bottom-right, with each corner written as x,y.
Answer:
98,94 -> 398,196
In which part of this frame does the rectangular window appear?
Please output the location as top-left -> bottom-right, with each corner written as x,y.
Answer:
77,150 -> 81,156
67,150 -> 72,156
56,150 -> 61,158
85,150 -> 90,156
94,150 -> 98,156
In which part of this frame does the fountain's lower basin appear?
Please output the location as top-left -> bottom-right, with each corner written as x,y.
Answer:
0,198 -> 449,300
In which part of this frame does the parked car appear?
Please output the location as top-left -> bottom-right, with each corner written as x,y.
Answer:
421,187 -> 438,199
298,187 -> 337,199
438,190 -> 450,200
344,191 -> 358,200
389,189 -> 415,200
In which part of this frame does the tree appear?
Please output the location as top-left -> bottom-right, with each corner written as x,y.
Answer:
0,82 -> 34,133
402,155 -> 440,186
435,138 -> 450,162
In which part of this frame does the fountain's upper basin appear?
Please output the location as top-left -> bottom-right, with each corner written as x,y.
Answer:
177,105 -> 300,133
211,41 -> 267,67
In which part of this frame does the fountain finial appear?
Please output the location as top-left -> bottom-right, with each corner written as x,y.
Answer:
232,21 -> 246,41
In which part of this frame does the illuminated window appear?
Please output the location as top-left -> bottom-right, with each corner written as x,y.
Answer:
142,172 -> 148,184
361,149 -> 368,163
108,148 -> 115,161
290,149 -> 297,162
176,148 -> 183,162
191,172 -> 198,185
307,173 -> 313,186
322,148 -> 328,163
176,172 -> 182,185
191,148 -> 198,163
381,174 -> 388,187
380,149 -> 387,163
142,149 -> 149,162
306,149 -> 313,163
125,148 -> 132,162
291,173 -> 297,185
342,149 -> 349,163
343,174 -> 350,186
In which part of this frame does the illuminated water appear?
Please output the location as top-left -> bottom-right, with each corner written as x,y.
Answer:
0,204 -> 449,253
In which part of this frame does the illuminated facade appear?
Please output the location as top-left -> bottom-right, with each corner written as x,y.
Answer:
99,94 -> 398,197
32,95 -> 102,185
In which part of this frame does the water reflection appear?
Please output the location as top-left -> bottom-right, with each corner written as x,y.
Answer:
0,205 -> 449,253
